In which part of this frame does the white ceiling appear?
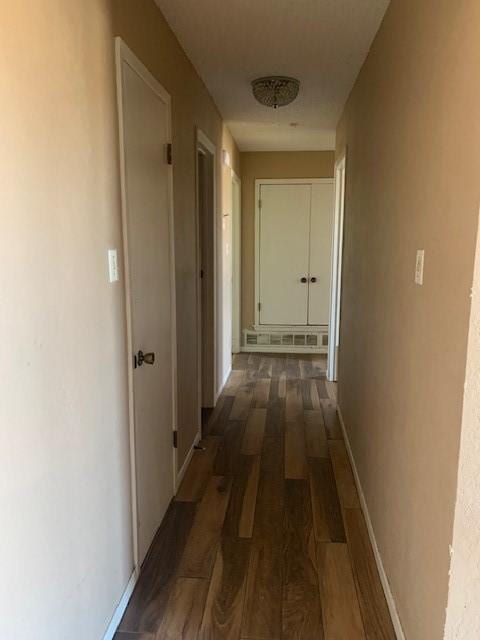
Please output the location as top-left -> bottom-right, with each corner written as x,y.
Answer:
155,0 -> 389,151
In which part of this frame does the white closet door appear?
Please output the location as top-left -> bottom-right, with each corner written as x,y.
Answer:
259,184 -> 311,325
308,182 -> 334,325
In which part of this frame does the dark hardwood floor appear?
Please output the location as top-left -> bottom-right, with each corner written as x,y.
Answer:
116,353 -> 396,640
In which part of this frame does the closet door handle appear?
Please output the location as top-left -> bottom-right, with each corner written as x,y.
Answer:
310,277 -> 317,283
300,277 -> 308,283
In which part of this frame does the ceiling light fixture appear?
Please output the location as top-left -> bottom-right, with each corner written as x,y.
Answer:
251,76 -> 300,109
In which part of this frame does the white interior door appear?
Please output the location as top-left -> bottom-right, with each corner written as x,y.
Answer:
119,48 -> 175,566
259,184 -> 311,325
308,182 -> 334,325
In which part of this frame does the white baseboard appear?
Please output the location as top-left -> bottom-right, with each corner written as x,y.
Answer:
337,405 -> 405,640
102,570 -> 137,640
241,345 -> 327,354
175,429 -> 201,493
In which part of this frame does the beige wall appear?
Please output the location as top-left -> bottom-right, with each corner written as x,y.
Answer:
113,0 -> 240,465
444,211 -> 480,639
240,151 -> 334,329
0,0 -> 238,637
0,1 -> 132,637
335,1 -> 480,638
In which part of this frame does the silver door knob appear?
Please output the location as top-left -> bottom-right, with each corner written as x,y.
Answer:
136,350 -> 155,367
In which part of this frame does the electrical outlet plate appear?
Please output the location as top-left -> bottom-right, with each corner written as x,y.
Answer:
415,249 -> 424,285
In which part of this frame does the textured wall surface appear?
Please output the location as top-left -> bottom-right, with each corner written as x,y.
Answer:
0,2 -> 132,637
335,0 -> 480,637
444,212 -> 480,639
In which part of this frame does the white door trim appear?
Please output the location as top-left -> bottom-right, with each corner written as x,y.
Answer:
254,178 -> 334,327
195,128 -> 217,414
115,37 -> 178,573
232,171 -> 241,353
327,153 -> 346,382
197,128 -> 216,155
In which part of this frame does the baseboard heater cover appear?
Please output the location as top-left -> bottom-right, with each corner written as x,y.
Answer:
243,328 -> 328,353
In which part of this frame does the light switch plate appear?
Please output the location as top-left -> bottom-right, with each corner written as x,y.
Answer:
108,249 -> 119,282
415,249 -> 424,285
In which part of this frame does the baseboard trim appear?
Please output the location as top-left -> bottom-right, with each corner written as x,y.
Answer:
102,570 -> 137,640
337,405 -> 406,640
175,429 -> 201,493
241,345 -> 327,354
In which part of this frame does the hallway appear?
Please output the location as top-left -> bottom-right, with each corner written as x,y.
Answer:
3,1 -> 480,637
116,354 -> 395,640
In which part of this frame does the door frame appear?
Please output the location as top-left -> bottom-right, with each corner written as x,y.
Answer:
327,152 -> 346,382
231,171 -> 241,353
254,178 -> 333,329
195,129 -> 217,415
115,38 -> 178,573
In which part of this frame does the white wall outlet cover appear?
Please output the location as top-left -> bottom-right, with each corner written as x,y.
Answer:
108,249 -> 119,283
415,249 -> 425,285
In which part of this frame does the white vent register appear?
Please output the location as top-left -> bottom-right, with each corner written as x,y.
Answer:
243,328 -> 328,354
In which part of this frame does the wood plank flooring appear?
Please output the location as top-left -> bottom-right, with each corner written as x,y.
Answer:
116,354 -> 396,640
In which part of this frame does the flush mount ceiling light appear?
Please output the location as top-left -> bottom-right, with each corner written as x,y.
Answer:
251,76 -> 300,109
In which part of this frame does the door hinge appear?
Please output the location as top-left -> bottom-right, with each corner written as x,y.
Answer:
200,269 -> 204,279
166,143 -> 173,165
258,199 -> 262,209
173,430 -> 178,449
258,302 -> 261,311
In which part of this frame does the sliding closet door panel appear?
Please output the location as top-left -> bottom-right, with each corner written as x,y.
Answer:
259,184 -> 311,325
308,182 -> 334,325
